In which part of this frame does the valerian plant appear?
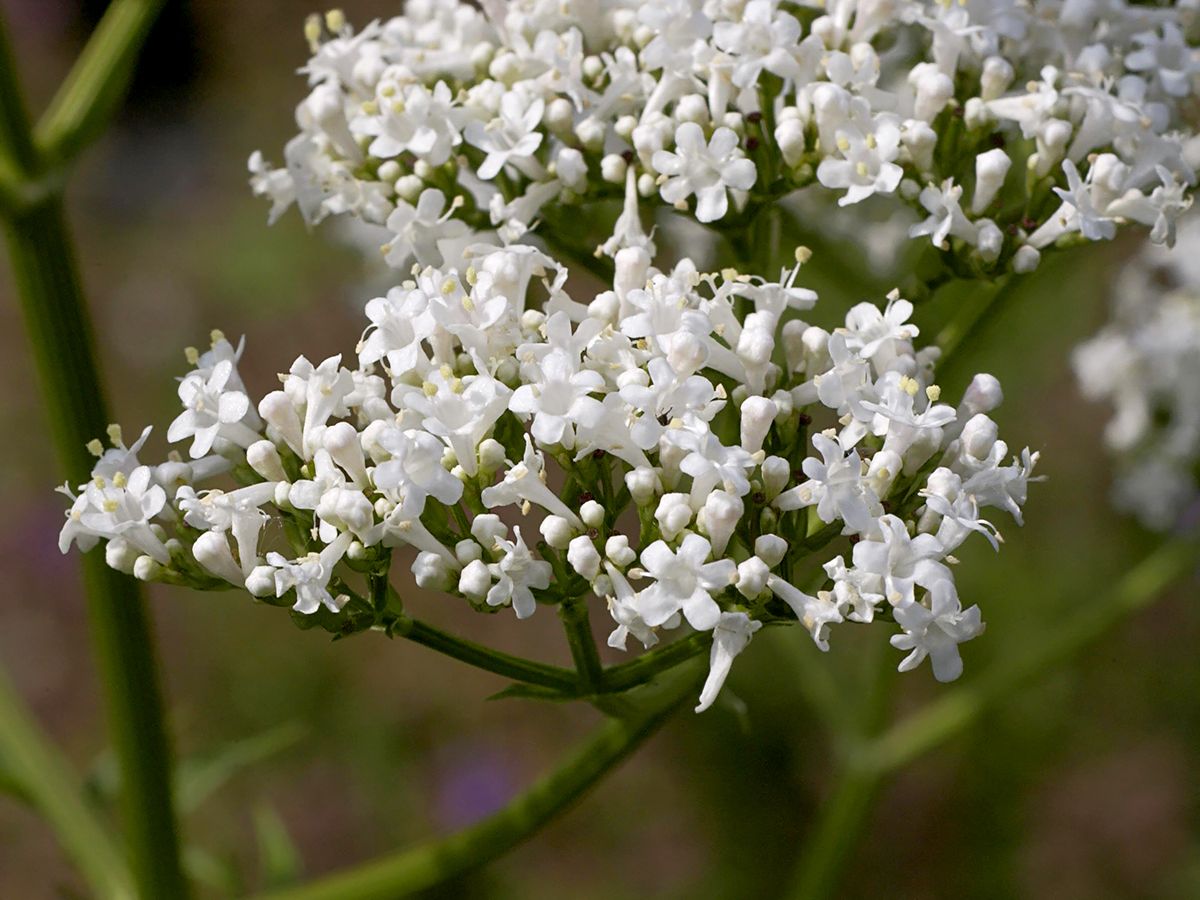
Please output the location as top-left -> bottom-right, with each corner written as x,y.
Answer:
3,2 -> 1199,899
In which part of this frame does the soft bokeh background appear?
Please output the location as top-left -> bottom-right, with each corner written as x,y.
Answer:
1,2 -> 1197,898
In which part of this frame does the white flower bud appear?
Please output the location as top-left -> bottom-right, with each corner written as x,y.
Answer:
781,319 -> 808,373
324,421 -> 368,485
540,515 -> 575,549
133,555 -> 165,582
575,116 -> 606,151
377,160 -> 401,184
580,500 -> 605,528
588,290 -> 621,323
413,551 -> 456,592
972,149 -> 1012,215
455,539 -> 483,565
655,492 -> 693,540
105,538 -> 139,574
740,395 -> 778,454
545,97 -> 575,135
761,455 -> 791,499
963,97 -> 990,131
962,414 -> 999,459
567,535 -> 602,581
396,174 -> 424,203
193,531 -> 243,585
247,439 -> 288,483
601,153 -> 627,184
478,438 -> 507,475
901,120 -> 938,172
637,172 -> 657,197
1012,245 -> 1041,273
867,449 -> 903,497
981,56 -> 1014,101
458,559 -> 491,599
754,534 -> 788,569
471,514 -> 507,549
273,481 -> 292,508
667,330 -> 709,376
615,246 -> 650,302
245,564 -> 276,598
775,118 -> 806,167
605,535 -> 636,567
909,63 -> 954,122
626,467 -> 662,506
614,114 -> 637,139
962,374 -> 1004,416
702,490 -> 743,556
736,556 -> 770,599
675,94 -> 709,125
976,219 -> 1004,262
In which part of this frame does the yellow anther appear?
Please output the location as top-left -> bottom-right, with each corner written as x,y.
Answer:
855,161 -> 869,178
865,133 -> 877,150
102,499 -> 119,513
795,246 -> 812,264
324,9 -> 345,33
184,346 -> 200,365
210,329 -> 225,345
86,439 -> 105,458
423,382 -> 438,397
900,376 -> 919,397
361,100 -> 378,116
106,423 -> 123,445
303,14 -> 322,51
836,136 -> 851,152
441,277 -> 458,296
112,471 -> 128,488
926,384 -> 942,402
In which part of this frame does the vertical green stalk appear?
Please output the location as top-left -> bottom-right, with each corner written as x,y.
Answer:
0,9 -> 186,895
3,196 -> 189,900
559,594 -> 605,693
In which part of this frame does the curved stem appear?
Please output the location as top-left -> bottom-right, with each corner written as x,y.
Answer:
934,274 -> 1023,382
250,674 -> 698,900
601,631 -> 712,692
388,615 -> 579,693
0,668 -> 134,899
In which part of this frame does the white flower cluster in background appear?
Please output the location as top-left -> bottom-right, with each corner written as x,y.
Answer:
1074,214 -> 1200,530
250,1 -> 1198,276
58,240 -> 1039,711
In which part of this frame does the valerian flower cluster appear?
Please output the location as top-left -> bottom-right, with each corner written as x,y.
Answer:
249,1 -> 1199,276
58,238 -> 1038,710
1074,213 -> 1200,531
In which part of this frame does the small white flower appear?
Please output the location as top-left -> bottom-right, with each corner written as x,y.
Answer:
695,611 -> 762,713
634,533 -> 736,631
652,122 -> 756,223
486,527 -> 551,619
890,580 -> 984,682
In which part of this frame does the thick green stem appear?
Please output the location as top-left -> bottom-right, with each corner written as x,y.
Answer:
601,630 -> 712,692
4,195 -> 190,900
0,669 -> 134,899
934,275 -> 1023,382
251,674 -> 697,900
34,0 -> 166,166
389,615 -> 579,693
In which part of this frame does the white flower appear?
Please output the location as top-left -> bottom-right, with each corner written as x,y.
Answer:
383,188 -> 470,267
634,533 -> 736,631
509,349 -> 606,448
356,80 -> 465,164
464,90 -> 545,180
397,368 -> 511,477
712,1 -> 806,89
816,121 -> 903,206
766,575 -> 844,651
890,580 -> 984,682
268,531 -> 354,615
850,514 -> 950,608
651,123 -> 756,223
695,611 -> 762,713
776,432 -> 881,535
486,527 -> 550,619
481,435 -> 584,527
168,359 -> 261,459
59,465 -> 170,563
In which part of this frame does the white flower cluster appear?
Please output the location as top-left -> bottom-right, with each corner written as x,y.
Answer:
250,1 -> 1198,277
58,240 -> 1039,711
1074,214 -> 1200,530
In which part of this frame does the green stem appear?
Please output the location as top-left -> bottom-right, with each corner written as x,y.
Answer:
250,675 -> 697,900
559,594 -> 605,693
601,631 -> 712,692
862,538 -> 1198,774
0,668 -> 134,899
3,195 -> 190,900
934,275 -> 1023,382
389,615 -> 579,693
34,0 -> 166,166
787,765 -> 881,900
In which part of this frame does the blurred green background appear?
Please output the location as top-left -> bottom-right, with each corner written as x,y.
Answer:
0,2 -> 1197,898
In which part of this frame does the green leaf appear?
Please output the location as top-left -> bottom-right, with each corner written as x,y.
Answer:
254,805 -> 304,889
176,723 -> 307,814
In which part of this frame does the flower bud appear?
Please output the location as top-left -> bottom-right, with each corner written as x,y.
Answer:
471,514 -> 507,549
101,537 -> 138,574
981,56 -> 1013,100
601,153 -> 627,184
972,148 -> 1012,214
245,564 -> 277,598
976,219 -> 1004,262
761,455 -> 791,500
567,535 -> 602,581
575,116 -> 606,151
775,118 -> 806,167
655,492 -> 693,540
324,421 -> 368,484
478,438 -> 507,475
247,439 -> 288,483
961,374 -> 1004,417
133,555 -> 166,582
736,556 -> 770,599
581,500 -> 605,528
605,534 -> 636,567
1012,245 -> 1041,273
754,534 -> 788,569
667,330 -> 709,375
675,94 -> 709,125
740,395 -> 778,454
456,539 -> 484,566
413,551 -> 456,592
458,559 -> 492,599
626,467 -> 662,506
962,414 -> 999,460
540,515 -> 575,549
545,97 -> 575,135
193,531 -> 243,584
702,490 -> 743,556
